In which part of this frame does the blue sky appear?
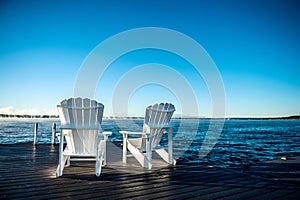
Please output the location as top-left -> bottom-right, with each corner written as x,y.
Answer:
0,0 -> 299,117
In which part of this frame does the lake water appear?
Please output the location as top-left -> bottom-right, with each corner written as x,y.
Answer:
0,118 -> 299,168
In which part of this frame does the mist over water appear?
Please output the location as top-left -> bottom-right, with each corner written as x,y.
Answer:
0,118 -> 299,168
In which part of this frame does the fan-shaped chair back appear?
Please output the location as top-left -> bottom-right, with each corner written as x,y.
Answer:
57,97 -> 104,154
143,103 -> 175,148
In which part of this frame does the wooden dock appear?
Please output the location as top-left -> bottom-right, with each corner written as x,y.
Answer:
0,144 -> 300,199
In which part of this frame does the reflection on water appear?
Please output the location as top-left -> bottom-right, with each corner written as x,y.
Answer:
0,118 -> 299,168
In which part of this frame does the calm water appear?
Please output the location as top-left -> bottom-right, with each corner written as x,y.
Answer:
0,118 -> 299,168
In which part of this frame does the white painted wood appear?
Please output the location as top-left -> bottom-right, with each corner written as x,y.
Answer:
122,133 -> 127,164
145,135 -> 152,169
154,127 -> 176,165
154,148 -> 169,163
56,97 -> 110,177
119,103 -> 175,169
127,139 -> 152,169
168,127 -> 173,164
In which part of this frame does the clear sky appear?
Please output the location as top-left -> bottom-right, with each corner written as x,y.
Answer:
0,0 -> 299,117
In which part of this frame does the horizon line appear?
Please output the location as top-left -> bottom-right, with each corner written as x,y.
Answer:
0,113 -> 299,120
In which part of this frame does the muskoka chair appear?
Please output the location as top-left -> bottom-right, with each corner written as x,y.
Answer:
56,97 -> 111,177
119,103 -> 176,169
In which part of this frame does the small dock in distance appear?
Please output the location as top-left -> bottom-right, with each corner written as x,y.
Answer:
0,143 -> 300,199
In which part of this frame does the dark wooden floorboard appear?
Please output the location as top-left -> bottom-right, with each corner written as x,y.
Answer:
0,144 -> 299,199
220,188 -> 274,200
275,191 -> 300,200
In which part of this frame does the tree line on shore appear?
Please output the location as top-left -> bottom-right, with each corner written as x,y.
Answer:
0,114 -> 59,118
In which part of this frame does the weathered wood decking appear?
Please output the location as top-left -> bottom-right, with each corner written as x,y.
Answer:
0,144 -> 300,199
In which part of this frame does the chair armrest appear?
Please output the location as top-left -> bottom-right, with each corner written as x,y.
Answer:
102,131 -> 112,136
98,131 -> 112,140
148,124 -> 173,129
119,131 -> 146,135
119,131 -> 150,139
60,124 -> 100,130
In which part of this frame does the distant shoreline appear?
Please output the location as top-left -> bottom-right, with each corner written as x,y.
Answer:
223,115 -> 300,120
0,114 -> 299,120
0,114 -> 59,119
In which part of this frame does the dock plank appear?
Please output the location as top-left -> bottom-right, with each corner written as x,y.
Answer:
0,144 -> 299,199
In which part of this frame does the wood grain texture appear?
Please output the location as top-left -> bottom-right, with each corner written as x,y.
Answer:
0,144 -> 299,199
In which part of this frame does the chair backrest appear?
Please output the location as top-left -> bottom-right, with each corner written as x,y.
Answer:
143,103 -> 175,148
57,97 -> 104,128
57,97 -> 104,154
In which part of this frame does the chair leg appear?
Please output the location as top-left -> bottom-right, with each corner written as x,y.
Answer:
155,127 -> 176,165
56,132 -> 64,177
56,165 -> 61,177
122,133 -> 127,164
96,151 -> 104,177
168,127 -> 174,165
96,135 -> 100,176
66,156 -> 70,167
56,155 -> 69,177
103,136 -> 108,166
123,133 -> 152,169
146,135 -> 152,169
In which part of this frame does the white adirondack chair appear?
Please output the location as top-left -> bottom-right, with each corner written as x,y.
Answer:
119,103 -> 176,169
56,97 -> 111,177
